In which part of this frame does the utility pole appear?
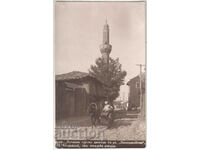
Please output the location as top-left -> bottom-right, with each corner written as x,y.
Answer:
136,64 -> 145,118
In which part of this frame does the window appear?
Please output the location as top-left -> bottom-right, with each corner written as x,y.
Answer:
136,82 -> 140,88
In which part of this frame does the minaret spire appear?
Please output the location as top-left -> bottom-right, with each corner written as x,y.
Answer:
103,20 -> 109,44
99,21 -> 112,101
100,20 -> 112,65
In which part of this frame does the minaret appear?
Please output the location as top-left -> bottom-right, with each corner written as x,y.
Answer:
100,20 -> 112,65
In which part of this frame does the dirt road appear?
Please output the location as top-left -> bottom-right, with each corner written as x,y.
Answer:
55,110 -> 145,141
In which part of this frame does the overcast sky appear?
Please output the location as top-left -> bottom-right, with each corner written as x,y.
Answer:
55,2 -> 145,101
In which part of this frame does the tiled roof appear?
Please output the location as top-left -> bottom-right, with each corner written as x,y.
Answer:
127,72 -> 146,85
56,71 -> 91,81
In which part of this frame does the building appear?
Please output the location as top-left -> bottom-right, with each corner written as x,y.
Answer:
127,73 -> 145,110
113,100 -> 128,111
55,22 -> 112,121
56,71 -> 105,121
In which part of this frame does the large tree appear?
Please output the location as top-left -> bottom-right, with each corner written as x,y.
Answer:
89,57 -> 127,102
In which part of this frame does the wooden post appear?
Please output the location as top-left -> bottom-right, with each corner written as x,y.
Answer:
136,64 -> 145,119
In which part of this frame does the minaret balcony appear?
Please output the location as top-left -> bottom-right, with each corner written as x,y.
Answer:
100,44 -> 112,54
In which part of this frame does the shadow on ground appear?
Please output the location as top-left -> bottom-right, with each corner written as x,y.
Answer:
115,110 -> 139,119
100,110 -> 139,129
56,110 -> 139,128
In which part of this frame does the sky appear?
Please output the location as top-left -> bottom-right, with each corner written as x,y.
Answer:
55,2 -> 146,101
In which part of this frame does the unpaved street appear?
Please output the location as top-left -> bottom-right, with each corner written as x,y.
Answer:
56,110 -> 145,141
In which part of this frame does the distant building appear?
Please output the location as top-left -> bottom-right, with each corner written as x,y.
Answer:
113,100 -> 128,110
56,71 -> 105,121
127,73 -> 145,110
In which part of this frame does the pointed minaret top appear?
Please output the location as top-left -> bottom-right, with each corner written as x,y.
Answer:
104,19 -> 109,29
100,20 -> 112,62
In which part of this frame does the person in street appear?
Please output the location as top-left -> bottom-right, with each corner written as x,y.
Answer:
102,101 -> 114,117
88,102 -> 98,128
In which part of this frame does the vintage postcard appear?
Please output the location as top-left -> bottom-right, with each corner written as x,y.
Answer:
54,0 -> 146,148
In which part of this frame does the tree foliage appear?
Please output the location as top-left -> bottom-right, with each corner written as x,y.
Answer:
89,57 -> 127,102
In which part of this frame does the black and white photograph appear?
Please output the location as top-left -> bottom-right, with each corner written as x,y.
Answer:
55,1 -> 146,148
2,0 -> 200,150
